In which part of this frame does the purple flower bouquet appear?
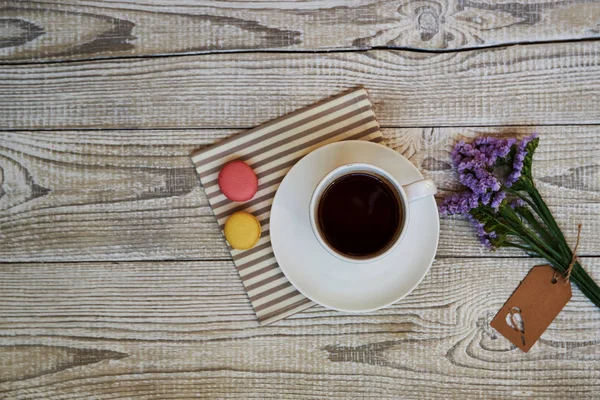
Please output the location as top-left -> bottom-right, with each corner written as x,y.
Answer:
440,134 -> 600,308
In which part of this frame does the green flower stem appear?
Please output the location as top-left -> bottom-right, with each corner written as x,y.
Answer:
483,206 -> 600,309
523,184 -> 600,306
504,186 -> 543,217
555,253 -> 600,305
506,183 -> 571,256
562,261 -> 600,307
514,206 -> 557,247
527,183 -> 572,256
500,206 -> 570,266
514,236 -> 564,270
503,241 -> 532,252
529,184 -> 567,243
492,214 -> 599,303
500,205 -> 600,308
570,262 -> 600,307
478,208 -> 566,269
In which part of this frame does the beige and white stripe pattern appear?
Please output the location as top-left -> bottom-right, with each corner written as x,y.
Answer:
191,88 -> 383,325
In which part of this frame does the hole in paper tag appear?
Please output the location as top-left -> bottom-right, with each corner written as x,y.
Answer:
505,307 -> 524,333
491,265 -> 571,352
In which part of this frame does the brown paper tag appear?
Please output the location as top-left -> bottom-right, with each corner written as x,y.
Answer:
491,265 -> 572,352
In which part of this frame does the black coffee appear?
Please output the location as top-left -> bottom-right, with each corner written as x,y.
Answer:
317,173 -> 402,257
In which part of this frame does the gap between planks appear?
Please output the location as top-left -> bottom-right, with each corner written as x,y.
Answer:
3,37 -> 600,66
5,123 -> 600,133
2,256 -> 600,265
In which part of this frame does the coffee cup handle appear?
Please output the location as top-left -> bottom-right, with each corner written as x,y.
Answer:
402,178 -> 437,203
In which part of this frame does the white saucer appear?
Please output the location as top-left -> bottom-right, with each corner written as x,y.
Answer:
270,141 -> 440,312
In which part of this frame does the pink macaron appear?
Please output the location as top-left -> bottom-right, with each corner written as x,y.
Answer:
218,160 -> 258,202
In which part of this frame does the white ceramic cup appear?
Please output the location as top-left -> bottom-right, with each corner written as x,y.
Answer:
308,163 -> 437,263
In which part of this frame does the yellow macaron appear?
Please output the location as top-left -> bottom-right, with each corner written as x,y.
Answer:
224,211 -> 261,250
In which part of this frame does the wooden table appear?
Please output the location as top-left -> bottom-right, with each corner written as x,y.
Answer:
1,1 -> 600,398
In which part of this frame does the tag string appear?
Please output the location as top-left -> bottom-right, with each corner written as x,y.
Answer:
564,224 -> 582,283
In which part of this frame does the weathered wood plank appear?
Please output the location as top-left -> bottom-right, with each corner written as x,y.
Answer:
0,129 -> 233,261
3,42 -> 600,129
1,126 -> 598,262
0,258 -> 598,398
2,0 -> 600,62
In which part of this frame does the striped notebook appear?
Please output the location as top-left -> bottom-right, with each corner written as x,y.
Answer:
191,87 -> 383,325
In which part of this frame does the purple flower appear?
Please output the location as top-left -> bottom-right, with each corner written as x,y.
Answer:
459,170 -> 499,195
510,198 -> 526,208
506,133 -> 538,187
490,191 -> 506,210
452,136 -> 515,171
467,214 -> 496,249
475,136 -> 516,165
446,136 -> 516,212
481,191 -> 493,205
439,192 -> 479,216
439,133 -> 541,252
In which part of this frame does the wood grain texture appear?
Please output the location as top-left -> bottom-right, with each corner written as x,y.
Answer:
0,129 -> 233,261
2,0 -> 600,61
3,41 -> 600,129
1,126 -> 598,262
0,258 -> 598,398
2,0 -> 599,396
